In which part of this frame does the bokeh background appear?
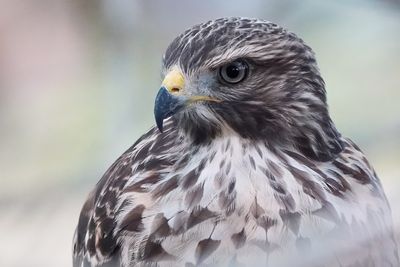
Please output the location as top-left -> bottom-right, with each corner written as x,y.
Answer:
0,0 -> 399,266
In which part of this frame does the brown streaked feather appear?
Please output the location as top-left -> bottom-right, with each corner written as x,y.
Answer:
279,210 -> 301,235
138,240 -> 176,262
119,204 -> 145,232
231,228 -> 247,249
152,175 -> 179,199
149,213 -> 171,239
186,206 -> 218,229
195,238 -> 221,264
184,183 -> 204,208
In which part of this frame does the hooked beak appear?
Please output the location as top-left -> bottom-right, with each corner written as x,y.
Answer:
154,86 -> 186,132
154,68 -> 221,132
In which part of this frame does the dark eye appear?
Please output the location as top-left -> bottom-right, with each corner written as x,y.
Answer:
219,60 -> 248,84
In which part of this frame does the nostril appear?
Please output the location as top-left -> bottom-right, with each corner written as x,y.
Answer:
171,87 -> 180,93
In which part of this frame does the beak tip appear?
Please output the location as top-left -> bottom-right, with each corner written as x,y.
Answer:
154,106 -> 164,133
156,118 -> 164,133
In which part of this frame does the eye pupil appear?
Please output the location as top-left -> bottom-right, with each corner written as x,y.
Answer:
226,65 -> 240,78
219,60 -> 248,84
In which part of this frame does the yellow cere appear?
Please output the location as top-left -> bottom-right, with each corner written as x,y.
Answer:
162,68 -> 185,93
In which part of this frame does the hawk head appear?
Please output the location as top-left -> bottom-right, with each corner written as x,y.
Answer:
154,17 -> 343,161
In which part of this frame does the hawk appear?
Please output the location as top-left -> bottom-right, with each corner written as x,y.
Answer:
73,18 -> 398,267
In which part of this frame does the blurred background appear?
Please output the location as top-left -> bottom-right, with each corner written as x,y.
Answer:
0,0 -> 399,266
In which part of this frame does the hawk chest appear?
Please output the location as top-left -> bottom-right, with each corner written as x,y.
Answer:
133,137 -> 330,266
118,136 -> 396,266
167,136 -> 323,223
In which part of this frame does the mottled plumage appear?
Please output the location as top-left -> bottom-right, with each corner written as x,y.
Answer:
73,18 -> 398,267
